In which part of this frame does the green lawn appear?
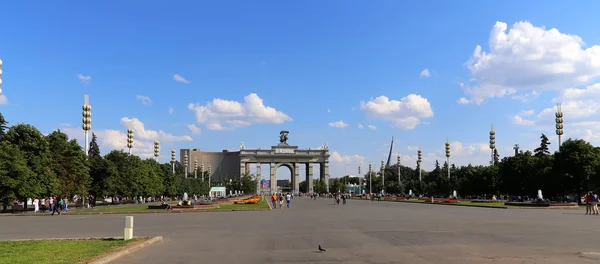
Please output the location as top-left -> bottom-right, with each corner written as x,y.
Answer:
0,239 -> 141,264
214,198 -> 270,211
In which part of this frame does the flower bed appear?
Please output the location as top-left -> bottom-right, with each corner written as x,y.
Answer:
443,199 -> 460,203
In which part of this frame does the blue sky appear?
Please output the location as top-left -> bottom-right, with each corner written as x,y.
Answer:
2,1 -> 600,180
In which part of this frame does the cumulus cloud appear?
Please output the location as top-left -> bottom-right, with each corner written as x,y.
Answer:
188,93 -> 291,131
420,68 -> 431,77
460,21 -> 600,104
328,120 -> 348,128
59,117 -> 192,160
173,74 -> 190,84
136,95 -> 152,105
360,94 -> 434,129
327,109 -> 331,113
358,124 -> 364,129
331,151 -> 365,164
187,124 -> 202,135
367,125 -> 377,131
78,74 -> 91,85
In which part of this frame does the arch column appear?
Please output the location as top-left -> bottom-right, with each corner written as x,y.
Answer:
321,162 -> 330,193
293,163 -> 300,195
270,163 -> 277,194
306,163 -> 314,193
256,163 -> 262,194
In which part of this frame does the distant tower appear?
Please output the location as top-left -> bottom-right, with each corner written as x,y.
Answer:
445,138 -> 451,179
126,125 -> 134,155
183,152 -> 189,178
489,124 -> 496,165
513,144 -> 519,156
170,149 -> 176,173
555,103 -> 564,147
153,140 -> 160,162
417,150 -> 422,182
82,95 -> 92,156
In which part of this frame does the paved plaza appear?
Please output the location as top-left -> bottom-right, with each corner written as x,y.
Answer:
2,198 -> 600,264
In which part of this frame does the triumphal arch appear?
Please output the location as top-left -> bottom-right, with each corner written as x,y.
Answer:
239,131 -> 330,195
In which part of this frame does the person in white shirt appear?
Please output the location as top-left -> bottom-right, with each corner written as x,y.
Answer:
286,193 -> 291,208
33,198 -> 39,213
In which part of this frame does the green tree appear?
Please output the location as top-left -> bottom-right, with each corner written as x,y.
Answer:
0,112 -> 8,142
0,141 -> 36,210
88,133 -> 101,158
46,130 -> 90,198
3,124 -> 58,199
534,133 -> 551,157
554,139 -> 600,201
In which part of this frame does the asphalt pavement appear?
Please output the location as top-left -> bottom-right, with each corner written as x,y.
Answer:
1,197 -> 599,264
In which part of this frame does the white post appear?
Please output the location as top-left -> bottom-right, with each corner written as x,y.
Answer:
84,131 -> 89,156
124,216 -> 134,240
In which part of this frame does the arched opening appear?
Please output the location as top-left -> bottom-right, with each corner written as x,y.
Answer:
276,164 -> 292,193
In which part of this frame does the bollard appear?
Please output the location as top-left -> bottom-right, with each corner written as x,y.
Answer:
124,216 -> 134,240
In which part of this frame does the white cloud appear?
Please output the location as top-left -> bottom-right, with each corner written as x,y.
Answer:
77,74 -> 91,85
187,124 -> 202,135
519,110 -> 535,117
331,151 -> 365,164
60,117 -> 192,159
457,97 -> 471,104
168,108 -> 174,114
327,109 -> 331,113
461,21 -> 600,104
512,91 -> 540,103
360,94 -> 434,129
407,145 -> 419,151
367,125 -> 377,131
328,120 -> 348,128
358,124 -> 364,129
136,95 -> 152,105
420,68 -> 431,77
512,115 -> 536,126
173,74 -> 190,84
0,94 -> 7,105
188,93 -> 292,131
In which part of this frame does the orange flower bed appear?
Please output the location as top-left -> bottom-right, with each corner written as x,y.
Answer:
443,199 -> 459,203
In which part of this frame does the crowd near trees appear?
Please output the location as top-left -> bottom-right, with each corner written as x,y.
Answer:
302,133 -> 600,202
0,113 -> 257,210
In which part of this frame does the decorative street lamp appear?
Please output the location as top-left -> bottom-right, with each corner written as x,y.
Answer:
200,164 -> 205,182
556,103 -> 564,147
170,149 -> 176,174
397,153 -> 401,185
381,160 -> 385,194
82,95 -> 92,156
489,124 -> 496,165
445,138 -> 451,179
417,149 -> 422,182
368,162 -> 372,195
126,126 -> 134,155
153,140 -> 160,162
358,164 -> 362,195
194,160 -> 198,179
183,152 -> 189,178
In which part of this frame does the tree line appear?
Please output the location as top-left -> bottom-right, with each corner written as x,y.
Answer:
302,134 -> 600,201
0,113 -> 257,210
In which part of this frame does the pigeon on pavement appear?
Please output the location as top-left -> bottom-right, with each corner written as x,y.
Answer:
318,245 -> 326,252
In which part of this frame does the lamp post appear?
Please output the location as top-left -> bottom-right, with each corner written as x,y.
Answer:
556,103 -> 564,147
381,160 -> 385,195
126,127 -> 134,155
200,164 -> 205,182
358,165 -> 362,195
489,124 -> 496,165
397,153 -> 401,185
153,140 -> 160,162
170,149 -> 176,174
445,138 -> 451,179
82,95 -> 92,156
194,160 -> 198,179
417,150 -> 422,182
368,162 -> 372,195
183,152 -> 189,178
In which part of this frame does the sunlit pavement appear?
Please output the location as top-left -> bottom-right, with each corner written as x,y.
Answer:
1,198 -> 598,264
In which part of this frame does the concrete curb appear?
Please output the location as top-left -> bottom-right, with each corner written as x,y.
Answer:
88,236 -> 163,264
395,200 -> 508,209
1,208 -> 271,216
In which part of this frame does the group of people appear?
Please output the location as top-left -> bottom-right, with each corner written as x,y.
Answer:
31,196 -> 68,215
271,192 -> 292,209
584,192 -> 599,215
